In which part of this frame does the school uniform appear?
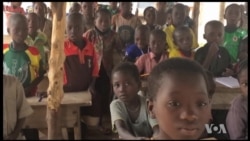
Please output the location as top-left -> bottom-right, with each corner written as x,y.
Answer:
135,52 -> 168,75
3,43 -> 43,97
194,43 -> 232,77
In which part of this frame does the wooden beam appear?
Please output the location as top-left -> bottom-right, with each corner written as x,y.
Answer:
192,2 -> 200,41
219,2 -> 225,23
46,2 -> 66,140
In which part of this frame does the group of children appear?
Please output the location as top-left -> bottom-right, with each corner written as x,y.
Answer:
3,2 -> 248,140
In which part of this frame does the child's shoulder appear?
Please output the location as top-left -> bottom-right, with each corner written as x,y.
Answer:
230,94 -> 247,108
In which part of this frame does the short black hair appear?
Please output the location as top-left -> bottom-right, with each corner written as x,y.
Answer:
95,8 -> 112,19
150,29 -> 166,41
112,62 -> 141,86
225,3 -> 241,15
148,58 -> 209,100
143,6 -> 156,17
173,26 -> 192,40
67,12 -> 84,23
237,58 -> 248,79
135,25 -> 150,34
8,13 -> 27,28
204,20 -> 224,32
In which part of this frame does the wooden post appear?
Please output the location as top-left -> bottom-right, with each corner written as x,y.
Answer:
219,2 -> 225,23
46,2 -> 66,140
192,2 -> 200,41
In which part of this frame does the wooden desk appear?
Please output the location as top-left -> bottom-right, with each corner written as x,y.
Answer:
141,80 -> 241,110
211,82 -> 241,110
24,91 -> 92,139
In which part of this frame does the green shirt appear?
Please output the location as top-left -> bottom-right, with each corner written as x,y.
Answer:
3,43 -> 43,88
223,28 -> 247,63
25,31 -> 48,70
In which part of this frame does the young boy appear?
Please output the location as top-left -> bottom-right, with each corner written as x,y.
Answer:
110,62 -> 158,139
226,59 -> 248,140
194,20 -> 233,77
124,25 -> 150,63
147,58 -> 214,140
80,2 -> 95,31
3,74 -> 33,140
170,26 -> 195,59
223,4 -> 248,64
25,12 -> 48,71
3,13 -> 45,97
223,4 -> 247,64
69,2 -> 81,13
111,2 -> 141,48
64,12 -> 99,139
83,8 -> 123,133
163,3 -> 198,55
135,29 -> 168,75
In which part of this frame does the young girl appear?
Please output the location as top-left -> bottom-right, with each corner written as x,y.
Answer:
226,59 -> 248,140
170,26 -> 195,59
83,8 -> 123,133
223,4 -> 248,64
135,29 -> 168,75
25,12 -> 48,70
147,58 -> 214,140
124,25 -> 150,63
110,62 -> 158,140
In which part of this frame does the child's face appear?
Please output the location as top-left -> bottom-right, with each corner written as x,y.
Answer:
149,73 -> 211,139
134,30 -> 149,49
172,6 -> 186,26
238,68 -> 248,97
81,2 -> 94,16
9,18 -> 28,44
156,2 -> 166,11
34,3 -> 45,17
224,5 -> 242,26
27,14 -> 39,35
174,30 -> 193,52
66,16 -> 84,42
149,34 -> 166,56
144,9 -> 156,25
95,13 -> 111,32
204,25 -> 224,46
119,2 -> 131,15
112,71 -> 140,103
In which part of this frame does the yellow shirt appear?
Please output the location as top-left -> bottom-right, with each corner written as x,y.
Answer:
163,25 -> 199,54
169,48 -> 195,59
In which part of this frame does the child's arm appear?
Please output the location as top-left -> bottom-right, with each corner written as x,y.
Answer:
5,118 -> 26,140
201,43 -> 219,69
25,60 -> 45,95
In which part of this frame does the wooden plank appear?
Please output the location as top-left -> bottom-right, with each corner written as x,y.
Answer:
47,2 -> 66,139
219,2 -> 225,22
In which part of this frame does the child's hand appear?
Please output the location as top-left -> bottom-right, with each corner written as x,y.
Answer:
208,42 -> 219,55
222,68 -> 234,77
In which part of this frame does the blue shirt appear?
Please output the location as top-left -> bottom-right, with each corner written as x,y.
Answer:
125,44 -> 149,62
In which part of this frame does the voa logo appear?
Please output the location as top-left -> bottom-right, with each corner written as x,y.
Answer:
205,124 -> 227,134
